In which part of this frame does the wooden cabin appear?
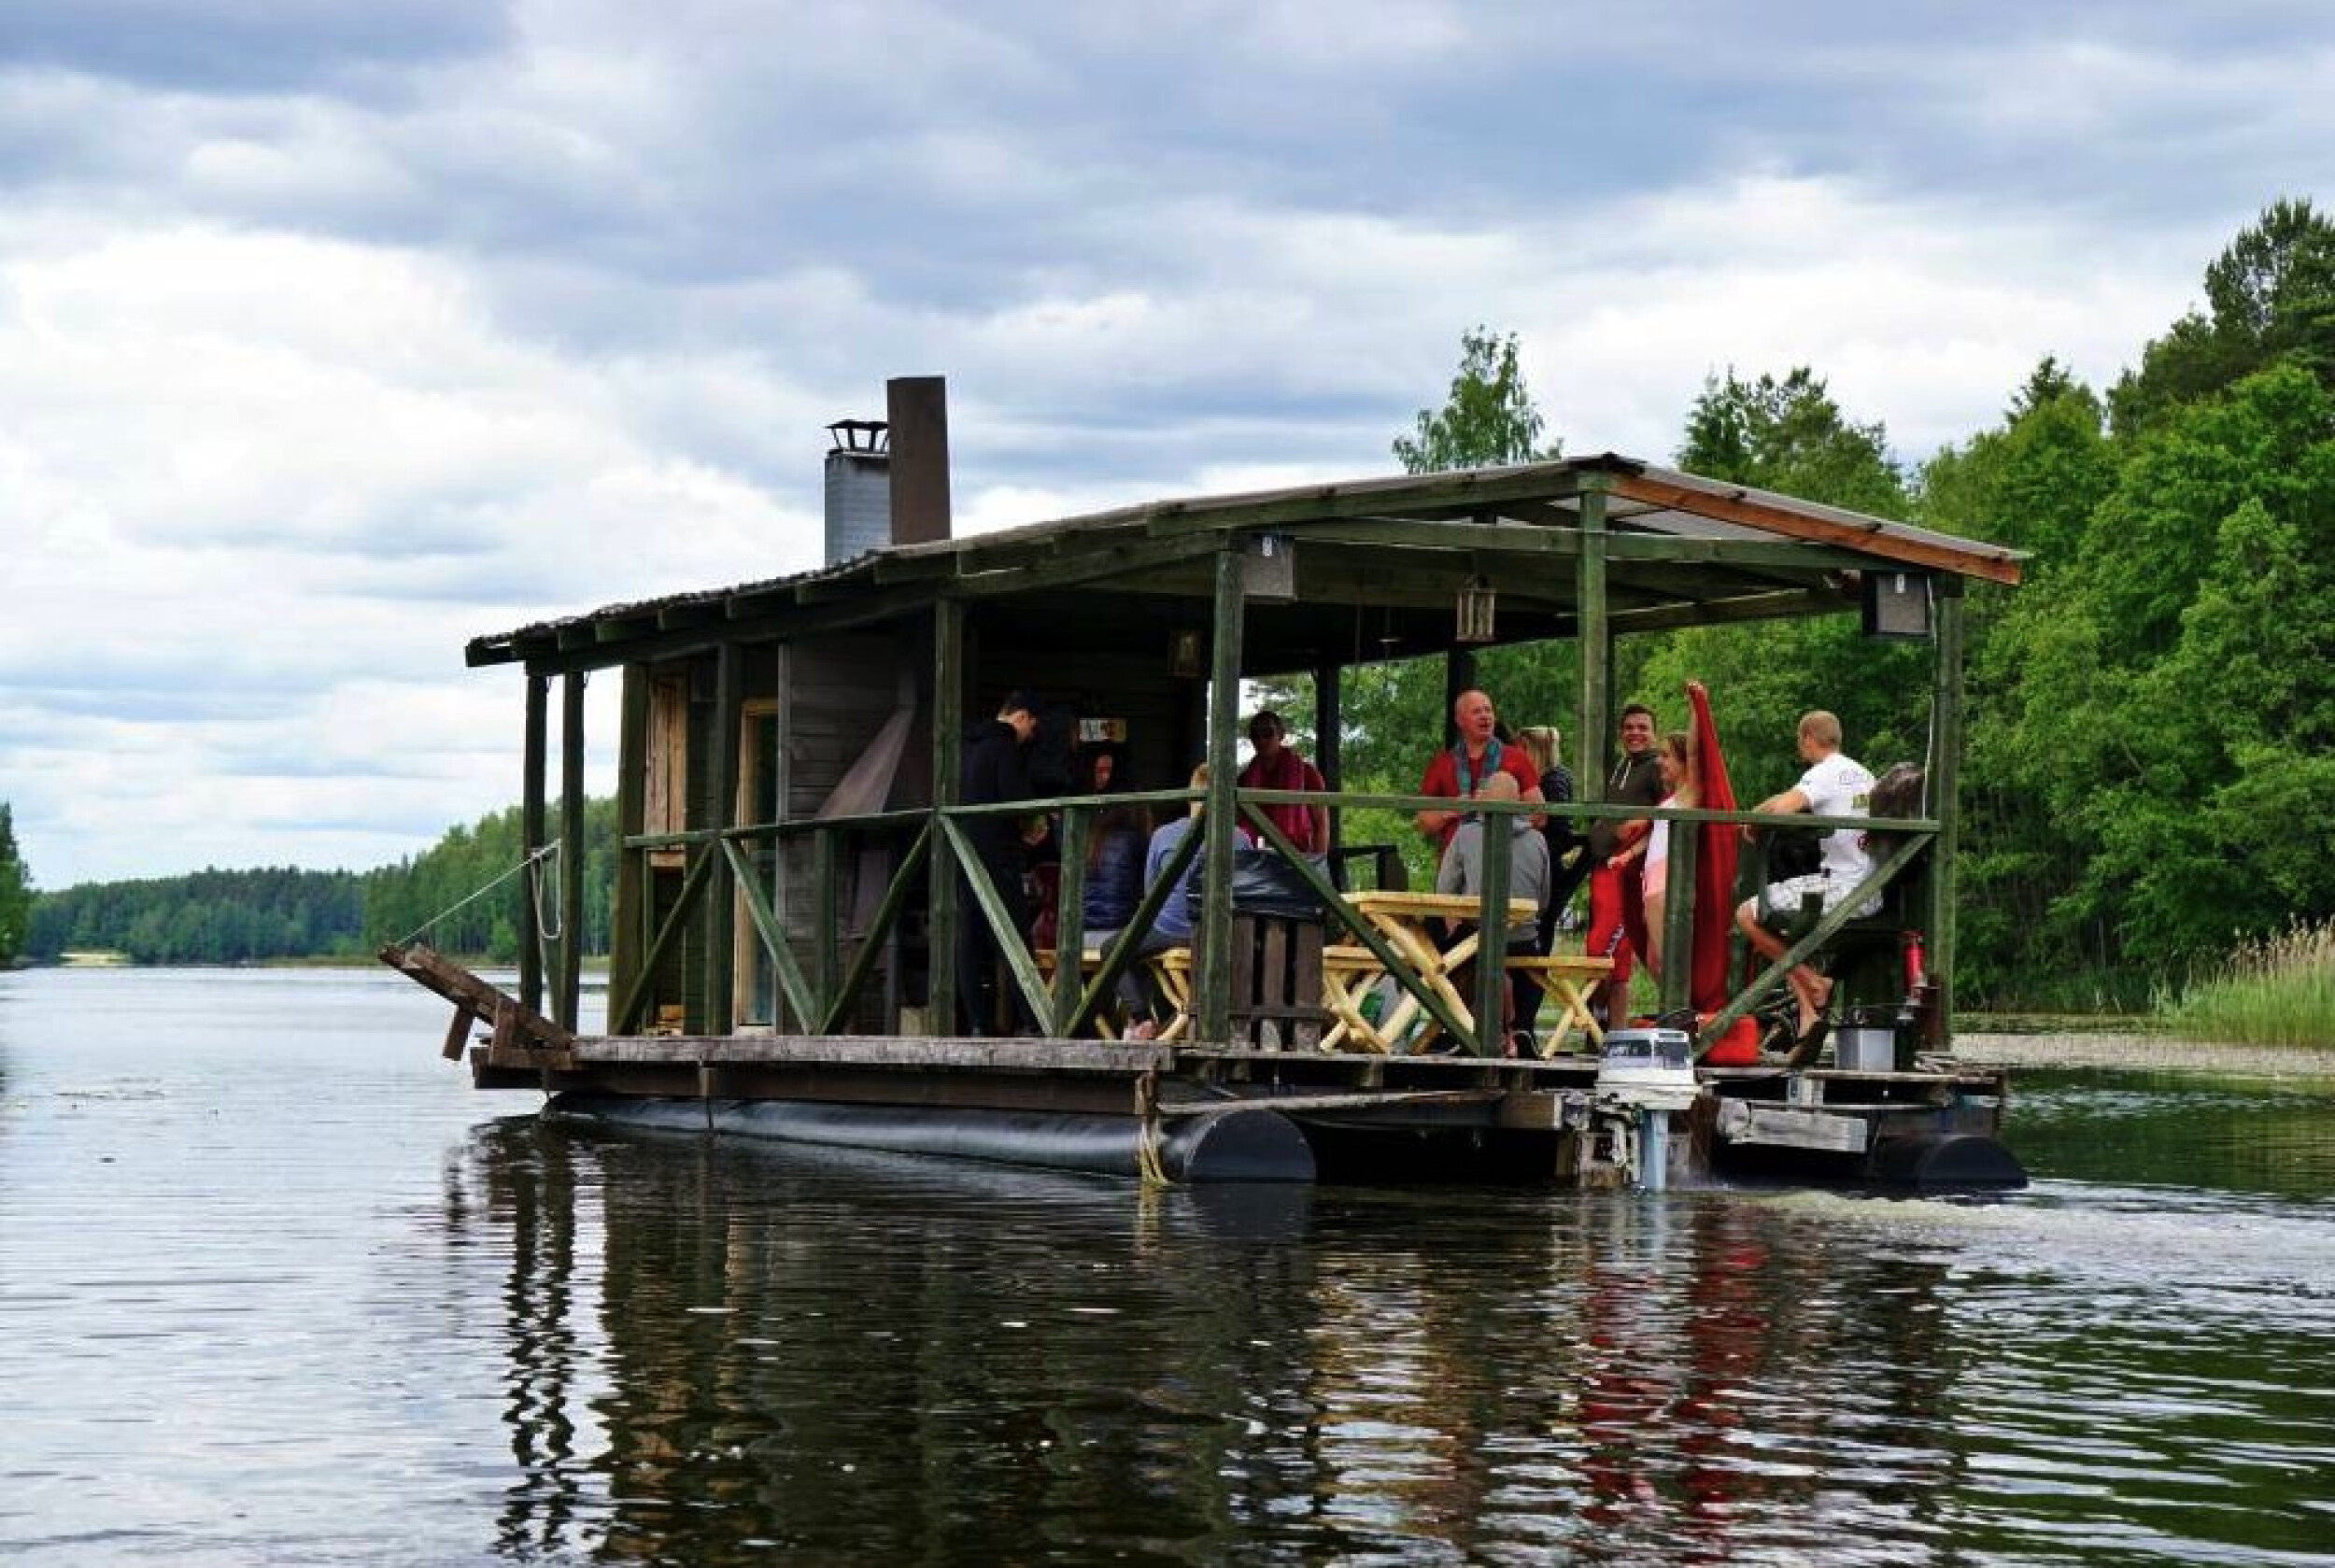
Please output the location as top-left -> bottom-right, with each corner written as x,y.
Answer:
391,377 -> 2028,1189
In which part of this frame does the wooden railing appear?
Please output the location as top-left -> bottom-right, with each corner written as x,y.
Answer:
610,787 -> 1937,1057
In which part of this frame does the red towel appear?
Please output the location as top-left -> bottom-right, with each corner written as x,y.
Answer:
1687,683 -> 1760,1064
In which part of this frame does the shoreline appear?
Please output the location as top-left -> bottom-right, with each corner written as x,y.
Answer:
1953,1031 -> 2335,1077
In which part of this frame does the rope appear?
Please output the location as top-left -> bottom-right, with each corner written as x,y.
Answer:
397,842 -> 560,950
530,842 -> 564,940
1133,1069 -> 1172,1189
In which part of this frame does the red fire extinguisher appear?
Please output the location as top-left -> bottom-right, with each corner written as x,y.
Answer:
1902,928 -> 1928,995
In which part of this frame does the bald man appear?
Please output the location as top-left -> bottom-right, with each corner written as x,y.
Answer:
1415,688 -> 1543,850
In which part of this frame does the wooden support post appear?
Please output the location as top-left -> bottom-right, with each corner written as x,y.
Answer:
1442,649 -> 1478,747
1198,547 -> 1247,1042
1574,478 -> 1611,804
610,664 -> 648,1026
927,598 -> 965,1034
1313,661 -> 1341,872
1052,806 -> 1089,1032
1659,811 -> 1697,1019
814,826 -> 841,1024
1928,577 -> 1966,1037
706,643 -> 741,1035
559,671 -> 586,1032
520,672 -> 548,1016
1475,800 -> 1511,1054
441,1005 -> 476,1062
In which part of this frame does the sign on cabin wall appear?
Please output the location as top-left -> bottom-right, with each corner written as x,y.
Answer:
1077,717 -> 1127,744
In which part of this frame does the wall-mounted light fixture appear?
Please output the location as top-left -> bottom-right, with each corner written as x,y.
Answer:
1861,571 -> 1932,640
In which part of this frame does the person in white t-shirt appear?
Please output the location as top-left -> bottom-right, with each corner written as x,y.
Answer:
1735,710 -> 1876,1039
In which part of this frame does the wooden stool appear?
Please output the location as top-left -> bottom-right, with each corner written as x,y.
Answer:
1504,954 -> 1615,1055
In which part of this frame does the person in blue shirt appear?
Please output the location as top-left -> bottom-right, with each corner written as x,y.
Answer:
1120,764 -> 1210,1037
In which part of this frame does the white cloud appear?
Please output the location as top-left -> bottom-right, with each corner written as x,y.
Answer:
1,1 -> 2329,888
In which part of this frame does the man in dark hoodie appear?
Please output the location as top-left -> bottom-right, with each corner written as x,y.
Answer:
956,689 -> 1041,1034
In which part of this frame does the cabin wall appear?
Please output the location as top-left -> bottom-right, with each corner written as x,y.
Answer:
774,631 -> 920,1032
973,647 -> 1209,796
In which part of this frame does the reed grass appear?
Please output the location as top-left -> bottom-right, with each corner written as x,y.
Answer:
2156,919 -> 2335,1048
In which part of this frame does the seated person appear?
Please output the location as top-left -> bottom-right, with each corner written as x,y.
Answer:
1433,770 -> 1550,1055
1120,765 -> 1211,1038
1735,710 -> 1876,1038
1079,803 -> 1152,953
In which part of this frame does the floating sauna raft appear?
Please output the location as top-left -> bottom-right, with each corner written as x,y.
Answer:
389,392 -> 2032,1192
386,943 -> 2021,1189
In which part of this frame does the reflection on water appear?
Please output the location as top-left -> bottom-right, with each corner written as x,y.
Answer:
2,968 -> 2332,1564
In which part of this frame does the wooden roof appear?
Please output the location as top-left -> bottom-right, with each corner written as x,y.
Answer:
468,452 -> 2022,673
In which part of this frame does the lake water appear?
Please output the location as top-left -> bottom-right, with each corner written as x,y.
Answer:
3,967 -> 2331,1565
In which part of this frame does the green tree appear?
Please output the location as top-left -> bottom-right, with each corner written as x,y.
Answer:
0,804 -> 32,962
1919,360 -> 2116,996
1634,368 -> 1930,804
1990,361 -> 2335,969
2110,197 -> 2335,437
1392,326 -> 1559,473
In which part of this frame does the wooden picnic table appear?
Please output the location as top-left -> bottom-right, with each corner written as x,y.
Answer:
1320,891 -> 1611,1056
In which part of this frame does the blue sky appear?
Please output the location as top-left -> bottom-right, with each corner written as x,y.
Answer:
3,1 -> 2330,886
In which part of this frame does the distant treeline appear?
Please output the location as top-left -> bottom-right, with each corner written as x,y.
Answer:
23,800 -> 618,965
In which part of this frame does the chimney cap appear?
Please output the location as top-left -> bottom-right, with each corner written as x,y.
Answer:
826,418 -> 889,455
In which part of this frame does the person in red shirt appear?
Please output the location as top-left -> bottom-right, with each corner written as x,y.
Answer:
1236,710 -> 1331,855
1415,688 -> 1544,851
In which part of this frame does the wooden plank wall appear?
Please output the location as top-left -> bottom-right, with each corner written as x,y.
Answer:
779,633 -> 914,1032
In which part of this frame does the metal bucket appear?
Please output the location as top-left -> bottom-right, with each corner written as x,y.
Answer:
1834,1007 -> 1898,1072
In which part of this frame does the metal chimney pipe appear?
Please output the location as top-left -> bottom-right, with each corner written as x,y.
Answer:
885,375 -> 951,547
823,417 -> 891,565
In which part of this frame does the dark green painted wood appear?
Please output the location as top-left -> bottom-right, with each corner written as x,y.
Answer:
1658,809 -> 1697,1019
722,836 -> 817,1028
1575,480 -> 1609,803
939,816 -> 1052,1029
1197,547 -> 1246,1040
520,673 -> 547,1016
1929,577 -> 1966,1034
1313,661 -> 1340,867
611,843 -> 714,1035
1140,466 -> 1595,537
1303,515 -> 1872,575
814,828 -> 840,1019
1441,650 -> 1477,748
1695,830 -> 1932,1051
1241,805 -> 1475,1052
1052,806 -> 1089,1031
927,598 -> 964,1033
819,822 -> 932,1035
610,664 -> 648,1027
1474,793 -> 1511,1056
706,643 -> 741,1035
559,672 -> 587,1032
1064,811 -> 1201,1038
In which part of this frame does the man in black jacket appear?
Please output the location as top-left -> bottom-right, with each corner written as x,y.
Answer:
956,690 -> 1041,1034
